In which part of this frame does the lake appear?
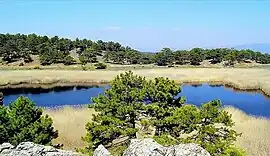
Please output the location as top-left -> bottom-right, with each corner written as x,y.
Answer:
1,84 -> 270,117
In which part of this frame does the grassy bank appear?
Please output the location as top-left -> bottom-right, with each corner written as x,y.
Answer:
44,106 -> 270,156
223,107 -> 270,156
1,68 -> 270,96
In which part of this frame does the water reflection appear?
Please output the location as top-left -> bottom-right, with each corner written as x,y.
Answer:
2,84 -> 270,117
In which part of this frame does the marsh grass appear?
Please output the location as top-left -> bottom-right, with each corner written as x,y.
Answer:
1,68 -> 270,96
44,106 -> 97,150
223,106 -> 270,156
44,106 -> 270,156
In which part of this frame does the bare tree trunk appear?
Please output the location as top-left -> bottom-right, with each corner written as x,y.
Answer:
0,92 -> 3,106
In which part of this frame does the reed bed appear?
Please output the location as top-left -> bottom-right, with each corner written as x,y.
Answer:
223,107 -> 270,156
44,106 -> 97,150
1,68 -> 270,95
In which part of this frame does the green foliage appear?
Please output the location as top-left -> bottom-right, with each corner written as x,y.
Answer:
158,100 -> 242,156
174,50 -> 189,65
189,48 -> 204,65
108,143 -> 129,156
1,33 -> 269,66
224,146 -> 247,156
82,71 -> 185,152
39,46 -> 67,65
63,55 -> 76,65
140,119 -> 151,132
79,48 -> 98,64
154,48 -> 174,66
95,62 -> 107,69
83,71 -> 245,155
153,134 -> 178,146
0,96 -> 58,146
104,47 -> 149,65
83,71 -> 148,152
81,64 -> 87,71
33,65 -> 41,69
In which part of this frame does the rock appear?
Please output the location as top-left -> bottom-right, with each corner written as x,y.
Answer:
123,138 -> 165,156
0,142 -> 80,156
0,143 -> 14,153
93,145 -> 111,156
122,138 -> 210,156
165,143 -> 211,156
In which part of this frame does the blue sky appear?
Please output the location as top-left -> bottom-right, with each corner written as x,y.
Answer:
0,0 -> 270,51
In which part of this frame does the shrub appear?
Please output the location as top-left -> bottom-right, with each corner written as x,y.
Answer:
153,134 -> 178,146
63,55 -> 76,65
23,55 -> 33,63
19,62 -> 24,66
81,65 -> 87,71
0,96 -> 58,145
158,101 -> 243,156
33,65 -> 41,69
95,62 -> 107,69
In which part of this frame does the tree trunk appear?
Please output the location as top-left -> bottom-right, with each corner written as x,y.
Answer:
0,92 -> 3,106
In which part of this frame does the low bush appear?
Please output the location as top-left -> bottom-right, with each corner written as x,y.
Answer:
63,56 -> 76,65
19,62 -> 24,66
23,55 -> 33,63
95,62 -> 107,69
33,65 -> 41,69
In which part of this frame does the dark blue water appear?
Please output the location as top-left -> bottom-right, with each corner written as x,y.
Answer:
2,86 -> 108,107
2,84 -> 270,117
179,84 -> 270,117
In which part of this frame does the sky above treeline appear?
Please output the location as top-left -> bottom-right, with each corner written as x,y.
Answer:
0,0 -> 269,52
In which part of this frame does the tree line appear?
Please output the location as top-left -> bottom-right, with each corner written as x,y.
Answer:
0,33 -> 130,65
0,33 -> 269,67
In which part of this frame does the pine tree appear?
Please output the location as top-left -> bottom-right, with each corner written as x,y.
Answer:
0,96 -> 58,145
82,71 -> 148,152
156,100 -> 243,156
82,71 -> 245,155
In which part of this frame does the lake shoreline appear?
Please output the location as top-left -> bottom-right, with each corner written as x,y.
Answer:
0,68 -> 270,96
1,79 -> 270,98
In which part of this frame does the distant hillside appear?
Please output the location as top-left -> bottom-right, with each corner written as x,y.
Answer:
233,43 -> 270,53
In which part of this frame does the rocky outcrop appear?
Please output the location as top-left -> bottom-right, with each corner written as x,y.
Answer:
0,142 -> 80,156
93,138 -> 210,156
0,138 -> 210,156
93,145 -> 111,156
164,143 -> 211,156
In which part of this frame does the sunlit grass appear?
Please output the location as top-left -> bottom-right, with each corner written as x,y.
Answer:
1,68 -> 270,96
44,106 -> 270,156
223,106 -> 270,156
44,106 -> 97,150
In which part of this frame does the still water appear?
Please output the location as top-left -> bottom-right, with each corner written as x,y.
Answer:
2,84 -> 270,117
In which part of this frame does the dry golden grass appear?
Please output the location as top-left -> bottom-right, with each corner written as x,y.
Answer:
44,106 -> 270,156
1,68 -> 270,95
44,106 -> 97,150
224,107 -> 270,156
